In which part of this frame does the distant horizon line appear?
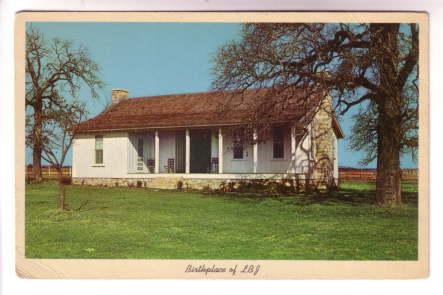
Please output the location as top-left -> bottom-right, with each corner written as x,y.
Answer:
25,164 -> 418,170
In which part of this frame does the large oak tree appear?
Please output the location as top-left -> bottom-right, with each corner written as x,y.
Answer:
212,23 -> 418,205
26,27 -> 103,182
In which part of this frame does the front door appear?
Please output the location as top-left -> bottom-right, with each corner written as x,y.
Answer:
190,129 -> 211,173
175,130 -> 186,173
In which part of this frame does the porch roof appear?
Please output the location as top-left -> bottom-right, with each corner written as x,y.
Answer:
75,88 -> 344,138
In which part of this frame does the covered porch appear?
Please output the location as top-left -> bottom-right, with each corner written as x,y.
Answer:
127,126 -> 300,176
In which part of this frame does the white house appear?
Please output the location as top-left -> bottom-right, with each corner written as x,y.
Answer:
72,88 -> 344,189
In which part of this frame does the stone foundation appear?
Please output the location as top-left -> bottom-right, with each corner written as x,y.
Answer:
73,177 -> 227,190
72,175 -> 331,191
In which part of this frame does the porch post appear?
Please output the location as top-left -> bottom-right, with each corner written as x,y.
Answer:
291,126 -> 296,174
185,129 -> 190,174
154,130 -> 160,173
253,128 -> 258,173
218,128 -> 223,174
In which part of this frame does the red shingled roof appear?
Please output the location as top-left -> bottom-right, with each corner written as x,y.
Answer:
75,88 -> 341,136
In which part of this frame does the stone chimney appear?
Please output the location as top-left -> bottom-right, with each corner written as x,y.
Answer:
111,88 -> 129,105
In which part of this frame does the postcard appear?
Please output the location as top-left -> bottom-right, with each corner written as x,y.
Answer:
15,11 -> 429,279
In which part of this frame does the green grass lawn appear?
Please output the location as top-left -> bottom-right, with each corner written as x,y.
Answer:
25,181 -> 418,260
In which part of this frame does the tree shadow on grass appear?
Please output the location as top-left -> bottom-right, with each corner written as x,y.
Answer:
319,187 -> 418,206
63,198 -> 110,213
206,183 -> 418,207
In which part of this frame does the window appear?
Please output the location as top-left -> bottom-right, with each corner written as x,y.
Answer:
137,137 -> 144,171
95,135 -> 103,164
233,130 -> 244,159
273,126 -> 284,159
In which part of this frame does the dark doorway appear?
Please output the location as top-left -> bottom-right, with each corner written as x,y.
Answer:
190,129 -> 211,173
175,130 -> 186,173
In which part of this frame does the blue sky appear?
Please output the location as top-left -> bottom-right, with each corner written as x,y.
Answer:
26,22 -> 417,168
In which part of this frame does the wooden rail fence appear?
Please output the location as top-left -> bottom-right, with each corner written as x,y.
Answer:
26,165 -> 72,179
25,166 -> 418,182
339,168 -> 418,182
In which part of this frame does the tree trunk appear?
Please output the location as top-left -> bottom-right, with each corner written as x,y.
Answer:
375,109 -> 402,206
372,23 -> 403,206
57,168 -> 66,210
32,98 -> 43,182
32,142 -> 42,182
